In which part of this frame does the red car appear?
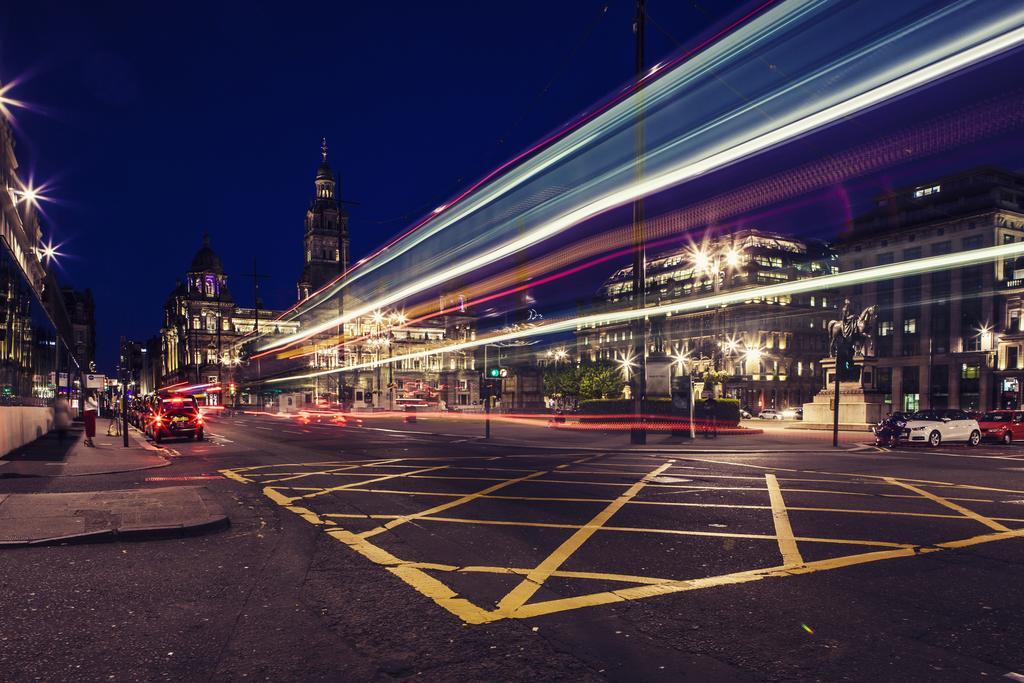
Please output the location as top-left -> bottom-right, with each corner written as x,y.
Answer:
976,410 -> 1024,444
146,395 -> 204,443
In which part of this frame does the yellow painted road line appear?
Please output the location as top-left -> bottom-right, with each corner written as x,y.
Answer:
261,459 -> 403,485
509,527 -> 1024,621
787,506 -> 1024,522
408,563 -> 679,586
686,456 -> 1024,495
766,474 -> 803,567
291,465 -> 451,503
358,469 -> 551,539
219,468 -> 253,484
399,514 -> 911,548
884,478 -> 1011,532
495,461 -> 675,616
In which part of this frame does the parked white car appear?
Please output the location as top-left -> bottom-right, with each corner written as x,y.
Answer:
901,409 -> 981,447
758,409 -> 784,420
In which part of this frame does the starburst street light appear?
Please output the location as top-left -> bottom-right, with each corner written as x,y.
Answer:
13,182 -> 47,208
977,323 -> 994,351
744,345 -> 762,363
671,348 -> 690,372
38,240 -> 60,264
0,81 -> 28,120
617,349 -> 638,380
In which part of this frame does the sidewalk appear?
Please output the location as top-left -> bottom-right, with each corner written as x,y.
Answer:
0,425 -> 169,478
0,486 -> 228,546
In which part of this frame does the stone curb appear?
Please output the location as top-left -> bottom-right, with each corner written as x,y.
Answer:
0,487 -> 230,548
0,515 -> 230,547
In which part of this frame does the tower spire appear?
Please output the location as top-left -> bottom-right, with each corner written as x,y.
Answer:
321,137 -> 328,162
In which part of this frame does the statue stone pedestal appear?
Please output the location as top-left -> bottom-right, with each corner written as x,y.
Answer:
797,358 -> 888,430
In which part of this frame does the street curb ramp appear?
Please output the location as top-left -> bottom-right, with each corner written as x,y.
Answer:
0,487 -> 230,547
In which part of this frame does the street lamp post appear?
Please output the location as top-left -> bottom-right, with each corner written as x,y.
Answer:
630,0 -> 648,445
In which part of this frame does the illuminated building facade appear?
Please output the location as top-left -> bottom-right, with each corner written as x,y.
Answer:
580,229 -> 837,410
836,167 -> 1024,411
160,235 -> 298,402
297,139 -> 348,301
1,111 -> 82,455
338,311 -> 478,410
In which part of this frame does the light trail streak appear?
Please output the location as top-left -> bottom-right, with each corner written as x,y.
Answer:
258,18 -> 1024,355
266,0 -> 780,326
268,241 -> 1024,384
250,86 -> 1024,364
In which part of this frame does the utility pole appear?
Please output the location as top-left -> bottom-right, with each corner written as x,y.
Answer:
630,0 -> 648,445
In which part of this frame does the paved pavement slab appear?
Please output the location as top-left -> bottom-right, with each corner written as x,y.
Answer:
0,428 -> 167,478
0,486 -> 228,545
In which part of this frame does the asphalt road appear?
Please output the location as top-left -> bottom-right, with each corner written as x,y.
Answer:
3,415 -> 1024,681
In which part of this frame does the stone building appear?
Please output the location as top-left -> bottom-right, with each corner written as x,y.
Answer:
835,167 -> 1024,412
297,139 -> 349,301
578,229 -> 837,411
160,235 -> 298,403
62,288 -> 96,372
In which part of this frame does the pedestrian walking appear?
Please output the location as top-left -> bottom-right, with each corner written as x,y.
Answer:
83,391 -> 98,447
53,395 -> 72,444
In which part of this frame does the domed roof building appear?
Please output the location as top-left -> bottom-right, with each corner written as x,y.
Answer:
159,234 -> 298,403
189,234 -> 225,276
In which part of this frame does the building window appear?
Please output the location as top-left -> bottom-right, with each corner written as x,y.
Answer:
913,184 -> 940,198
1007,346 -> 1020,370
962,363 -> 981,380
963,235 -> 983,250
878,253 -> 894,265
932,241 -> 952,255
1005,234 -> 1016,244
903,393 -> 920,412
879,320 -> 893,336
903,247 -> 922,261
903,318 -> 917,334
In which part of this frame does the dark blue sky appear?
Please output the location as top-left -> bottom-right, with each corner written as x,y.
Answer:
2,1 -> 747,371
3,1 -> 1023,372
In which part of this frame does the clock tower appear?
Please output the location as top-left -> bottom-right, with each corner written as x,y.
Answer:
297,138 -> 349,300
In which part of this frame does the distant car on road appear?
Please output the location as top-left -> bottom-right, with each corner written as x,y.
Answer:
901,409 -> 980,447
757,409 -> 784,420
739,407 -> 753,419
976,410 -> 1024,444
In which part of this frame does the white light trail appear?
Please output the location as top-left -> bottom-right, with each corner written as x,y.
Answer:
259,20 -> 1024,354
268,240 -> 1024,383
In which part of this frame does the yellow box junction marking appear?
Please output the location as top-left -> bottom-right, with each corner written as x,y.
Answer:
219,457 -> 1024,624
765,473 -> 803,567
884,477 -> 1011,532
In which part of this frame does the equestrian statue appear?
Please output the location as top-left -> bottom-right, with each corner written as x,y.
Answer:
828,299 -> 878,358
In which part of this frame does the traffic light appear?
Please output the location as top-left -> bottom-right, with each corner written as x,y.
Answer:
836,344 -> 856,381
487,367 -> 509,378
481,378 -> 503,399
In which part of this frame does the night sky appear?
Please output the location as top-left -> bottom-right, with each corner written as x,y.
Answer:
3,1 -> 1023,372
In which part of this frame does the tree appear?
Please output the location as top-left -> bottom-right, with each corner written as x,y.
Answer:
579,361 -> 624,400
545,361 -> 624,406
